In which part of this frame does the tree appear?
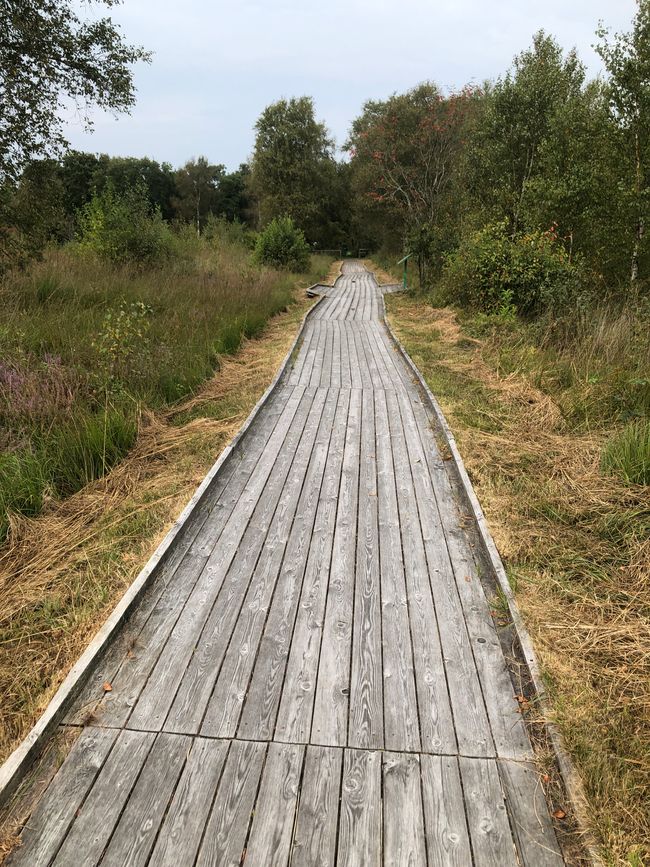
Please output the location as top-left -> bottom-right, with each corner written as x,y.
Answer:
347,82 -> 476,282
249,97 -> 337,243
596,1 -> 650,283
0,0 -> 149,182
173,157 -> 224,233
213,164 -> 251,224
467,33 -> 587,234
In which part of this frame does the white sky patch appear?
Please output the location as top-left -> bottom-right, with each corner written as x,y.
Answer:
62,0 -> 638,170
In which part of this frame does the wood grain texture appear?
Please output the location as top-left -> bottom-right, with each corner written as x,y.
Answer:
382,752 -> 427,867
420,754 -> 472,867
337,748 -> 381,867
291,746 -> 342,867
7,728 -> 117,867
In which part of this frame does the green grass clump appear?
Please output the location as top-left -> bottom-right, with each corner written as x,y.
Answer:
601,419 -> 650,486
0,236 -> 331,534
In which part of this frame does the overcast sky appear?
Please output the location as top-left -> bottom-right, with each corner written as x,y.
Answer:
63,0 -> 638,171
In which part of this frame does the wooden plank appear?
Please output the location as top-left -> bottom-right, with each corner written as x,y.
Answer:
498,760 -> 564,867
385,388 -> 457,755
320,320 -> 334,388
351,325 -> 372,388
331,319 -> 342,388
405,390 -> 532,760
244,743 -> 305,866
338,321 -> 352,388
349,388 -> 384,750
383,752 -> 427,867
52,730 -> 154,867
96,387 -> 304,729
199,390 -> 329,739
289,324 -> 316,386
311,324 -> 328,388
163,389 -> 320,735
395,389 -> 495,758
148,738 -> 230,866
344,323 -> 363,389
312,388 -> 362,747
237,389 -> 338,739
196,740 -> 266,867
460,756 -> 519,867
337,748 -> 381,867
100,732 -> 191,866
299,324 -> 320,387
7,728 -> 117,867
125,386 -> 313,732
374,389 -> 420,752
274,391 -> 350,743
291,746 -> 343,867
420,754 -> 472,867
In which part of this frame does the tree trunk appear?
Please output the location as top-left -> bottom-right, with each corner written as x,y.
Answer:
631,130 -> 643,284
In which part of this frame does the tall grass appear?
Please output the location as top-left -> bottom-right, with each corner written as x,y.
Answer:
601,418 -> 650,485
0,237 -> 330,538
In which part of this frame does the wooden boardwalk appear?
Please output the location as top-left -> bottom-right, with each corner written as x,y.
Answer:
6,263 -> 564,866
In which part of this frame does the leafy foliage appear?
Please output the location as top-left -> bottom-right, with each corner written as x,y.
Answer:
253,216 -> 310,272
439,221 -> 584,317
0,0 -> 149,182
250,97 -> 347,245
77,184 -> 174,264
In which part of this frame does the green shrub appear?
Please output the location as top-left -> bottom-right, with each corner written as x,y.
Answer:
253,216 -> 310,271
78,183 -> 174,265
601,418 -> 650,486
439,221 -> 583,317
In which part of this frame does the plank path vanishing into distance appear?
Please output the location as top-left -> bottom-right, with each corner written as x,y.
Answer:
6,263 -> 565,866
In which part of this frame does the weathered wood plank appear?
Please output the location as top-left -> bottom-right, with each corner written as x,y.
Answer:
312,388 -> 362,747
498,759 -> 564,867
291,746 -> 342,867
196,740 -> 266,867
99,732 -> 191,866
244,742 -> 304,866
420,754 -> 472,867
237,389 -> 338,740
52,729 -> 154,867
337,748 -> 381,867
374,388 -> 420,752
460,756 -> 519,867
405,390 -> 532,760
349,388 -> 383,750
384,388 -> 457,755
395,389 -> 495,758
148,737 -> 229,867
165,397 -> 322,732
200,389 -> 328,738
7,728 -> 117,867
126,386 -> 313,732
382,752 -> 427,867
274,391 -> 350,743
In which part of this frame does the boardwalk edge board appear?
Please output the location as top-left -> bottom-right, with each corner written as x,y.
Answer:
382,303 -> 602,866
0,291 -> 327,810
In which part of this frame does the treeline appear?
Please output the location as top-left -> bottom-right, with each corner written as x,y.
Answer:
2,153 -> 251,264
5,5 -> 650,312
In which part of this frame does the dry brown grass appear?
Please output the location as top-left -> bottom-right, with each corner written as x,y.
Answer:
0,291 -> 314,763
387,294 -> 650,866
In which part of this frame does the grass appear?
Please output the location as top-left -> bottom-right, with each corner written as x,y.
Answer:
601,419 -> 650,486
0,238 -> 332,539
385,291 -> 649,866
0,284 -> 320,764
